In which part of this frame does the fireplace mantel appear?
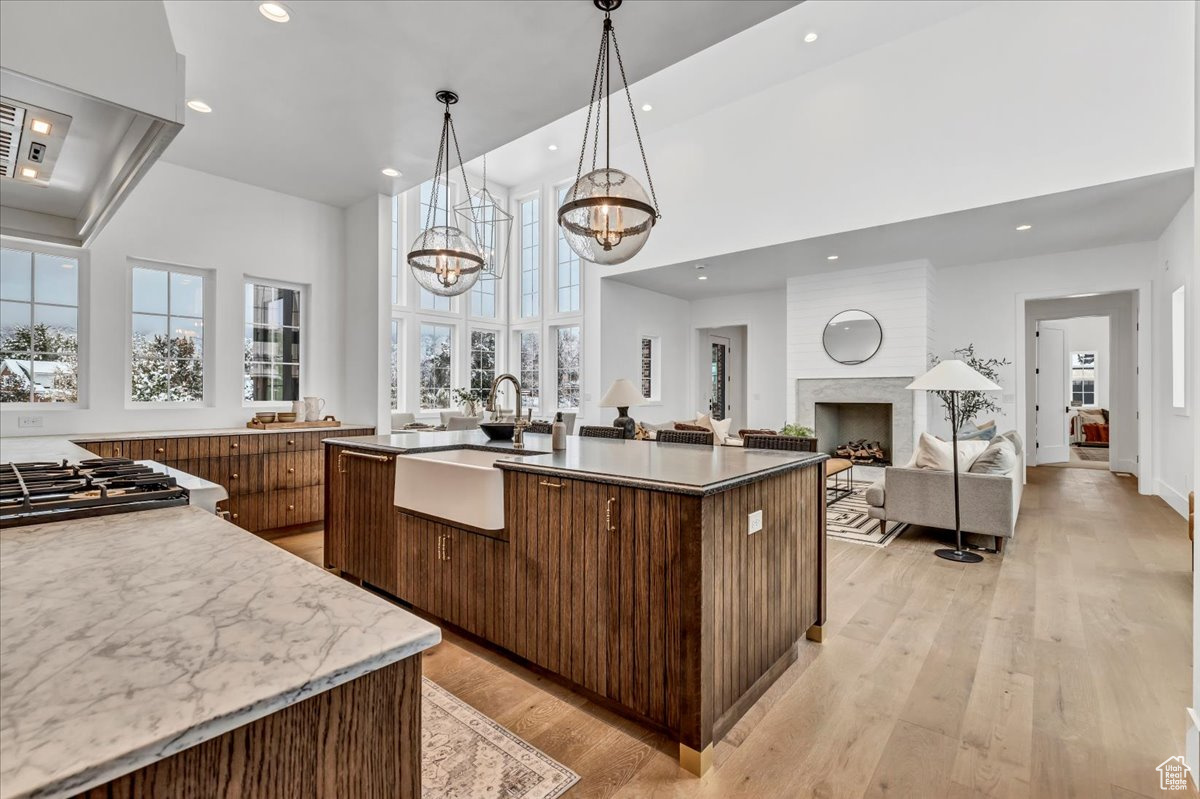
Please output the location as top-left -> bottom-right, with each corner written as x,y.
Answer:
794,377 -> 917,466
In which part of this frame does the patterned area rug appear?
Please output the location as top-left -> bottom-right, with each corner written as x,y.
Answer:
1073,446 -> 1109,461
827,482 -> 906,547
423,679 -> 579,799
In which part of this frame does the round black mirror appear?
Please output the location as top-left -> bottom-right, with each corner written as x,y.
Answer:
822,309 -> 882,365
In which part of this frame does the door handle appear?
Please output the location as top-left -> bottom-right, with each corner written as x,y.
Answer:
337,450 -> 393,473
605,497 -> 617,532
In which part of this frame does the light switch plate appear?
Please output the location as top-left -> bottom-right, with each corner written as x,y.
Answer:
748,509 -> 763,534
17,415 -> 43,429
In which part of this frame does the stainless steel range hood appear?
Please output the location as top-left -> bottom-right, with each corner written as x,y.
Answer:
0,1 -> 184,248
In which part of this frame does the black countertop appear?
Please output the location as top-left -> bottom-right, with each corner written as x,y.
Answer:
324,431 -> 826,496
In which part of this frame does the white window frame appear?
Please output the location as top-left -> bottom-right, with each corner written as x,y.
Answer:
0,237 -> 89,410
1069,350 -> 1097,407
511,324 -> 541,413
551,322 -> 582,412
516,192 -> 541,320
467,324 -> 504,400
390,317 -> 405,411
126,258 -> 215,408
243,276 -> 307,408
1172,285 -> 1187,413
552,182 -> 582,316
639,335 -> 661,405
417,320 -> 457,412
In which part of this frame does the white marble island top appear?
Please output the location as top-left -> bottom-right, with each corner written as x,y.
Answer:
0,506 -> 440,799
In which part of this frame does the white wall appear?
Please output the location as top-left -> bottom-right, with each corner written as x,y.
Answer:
344,194 -> 390,433
691,290 -> 787,430
1152,195 -> 1196,516
786,260 -> 934,430
0,162 -> 347,436
604,0 -> 1194,276
598,280 -> 691,425
1043,315 -> 1110,410
936,242 -> 1155,487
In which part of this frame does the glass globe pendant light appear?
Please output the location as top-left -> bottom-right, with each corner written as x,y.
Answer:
407,90 -> 484,297
557,0 -> 662,266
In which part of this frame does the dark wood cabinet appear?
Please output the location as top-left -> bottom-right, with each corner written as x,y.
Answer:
78,427 -> 374,534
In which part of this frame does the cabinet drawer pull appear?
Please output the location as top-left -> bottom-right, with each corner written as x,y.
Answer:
231,443 -> 240,450
287,467 -> 295,474
231,473 -> 239,480
287,505 -> 295,512
287,439 -> 295,445
606,497 -> 617,532
337,450 -> 393,473
539,480 -> 564,489
231,513 -> 239,520
156,447 -> 165,454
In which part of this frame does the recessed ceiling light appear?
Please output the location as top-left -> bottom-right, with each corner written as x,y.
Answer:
1015,224 -> 1032,231
826,254 -> 839,261
697,275 -> 708,280
547,144 -> 558,151
642,104 -> 653,112
186,99 -> 212,113
19,167 -> 38,179
381,167 -> 401,177
804,32 -> 819,43
258,2 -> 291,22
30,119 -> 51,135
695,263 -> 705,269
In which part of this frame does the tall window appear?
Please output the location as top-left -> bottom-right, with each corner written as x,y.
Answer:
391,194 -> 401,306
0,246 -> 80,403
130,265 -> 206,403
640,336 -> 659,401
1172,286 -> 1186,409
519,197 -> 540,318
245,282 -> 301,402
555,325 -> 581,409
555,186 -> 581,313
470,330 -> 497,396
419,323 -> 453,409
1070,351 -> 1096,406
518,330 -> 539,409
419,180 -> 452,312
471,275 -> 496,318
391,320 -> 401,410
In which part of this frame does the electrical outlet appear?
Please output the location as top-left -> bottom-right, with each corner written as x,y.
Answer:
748,509 -> 763,535
28,142 -> 46,163
17,415 -> 43,429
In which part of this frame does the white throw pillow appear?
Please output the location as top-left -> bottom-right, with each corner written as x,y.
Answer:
912,432 -> 989,471
694,412 -> 732,445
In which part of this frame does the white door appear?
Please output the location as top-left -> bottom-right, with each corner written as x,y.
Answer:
1036,325 -> 1070,464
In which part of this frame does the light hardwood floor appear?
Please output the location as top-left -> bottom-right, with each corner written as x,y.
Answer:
271,466 -> 1194,798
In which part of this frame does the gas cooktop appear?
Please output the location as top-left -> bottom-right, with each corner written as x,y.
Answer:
0,458 -> 189,528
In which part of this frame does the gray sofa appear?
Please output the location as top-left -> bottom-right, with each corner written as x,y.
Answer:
864,431 -> 1024,553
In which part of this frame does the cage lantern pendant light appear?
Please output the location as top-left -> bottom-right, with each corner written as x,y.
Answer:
557,0 -> 661,266
407,90 -> 484,297
454,154 -> 512,279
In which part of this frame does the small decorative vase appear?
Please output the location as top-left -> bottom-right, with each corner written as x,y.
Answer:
463,399 -> 477,417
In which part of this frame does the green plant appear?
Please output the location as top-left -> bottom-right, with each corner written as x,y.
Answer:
452,386 -> 487,408
929,344 -> 1010,432
780,423 -> 815,438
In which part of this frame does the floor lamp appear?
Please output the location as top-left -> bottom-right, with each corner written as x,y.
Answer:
907,360 -> 1001,564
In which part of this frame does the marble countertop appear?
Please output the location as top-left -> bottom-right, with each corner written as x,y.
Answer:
0,506 -> 441,799
325,431 -> 826,495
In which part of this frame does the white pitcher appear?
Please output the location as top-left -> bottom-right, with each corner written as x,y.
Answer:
303,396 -> 325,422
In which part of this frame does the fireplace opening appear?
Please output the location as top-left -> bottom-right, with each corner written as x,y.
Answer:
814,402 -> 893,465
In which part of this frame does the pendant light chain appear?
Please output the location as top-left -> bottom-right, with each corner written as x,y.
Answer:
423,99 -> 479,234
446,111 -> 478,227
574,19 -> 609,195
609,26 -> 660,218
424,113 -> 449,233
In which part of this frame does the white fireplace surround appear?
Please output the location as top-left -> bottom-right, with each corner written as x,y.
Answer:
794,378 -> 919,466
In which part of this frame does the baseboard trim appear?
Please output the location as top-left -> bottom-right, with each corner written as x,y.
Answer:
1155,479 -> 1190,518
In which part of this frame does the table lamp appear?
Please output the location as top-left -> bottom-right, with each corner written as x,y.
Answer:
599,378 -> 644,439
907,360 -> 1001,563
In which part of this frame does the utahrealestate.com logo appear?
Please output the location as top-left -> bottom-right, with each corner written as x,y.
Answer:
1158,756 -> 1190,790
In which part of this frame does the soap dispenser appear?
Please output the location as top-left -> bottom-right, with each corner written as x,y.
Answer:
552,412 -> 567,451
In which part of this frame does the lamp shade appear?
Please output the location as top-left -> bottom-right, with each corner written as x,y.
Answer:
599,378 -> 644,409
906,360 -> 1001,392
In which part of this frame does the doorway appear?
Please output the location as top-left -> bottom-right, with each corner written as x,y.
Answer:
697,325 -> 746,431
1035,316 -> 1111,470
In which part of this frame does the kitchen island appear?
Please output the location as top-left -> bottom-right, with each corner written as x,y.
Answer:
0,505 -> 440,799
325,431 -> 827,776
